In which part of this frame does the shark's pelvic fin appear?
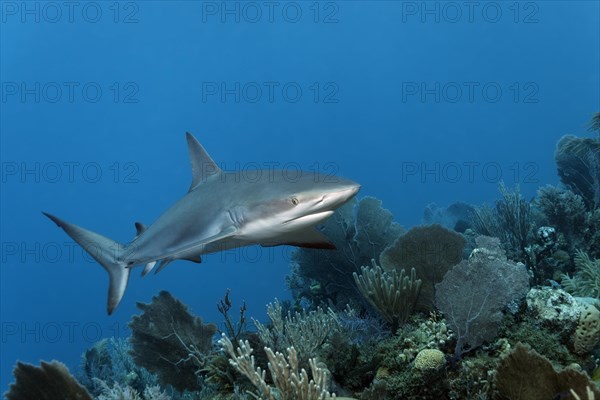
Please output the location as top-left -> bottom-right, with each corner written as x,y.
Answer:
42,212 -> 130,315
186,132 -> 221,192
141,261 -> 157,277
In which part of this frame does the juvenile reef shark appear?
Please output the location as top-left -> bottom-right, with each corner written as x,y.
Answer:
43,133 -> 360,314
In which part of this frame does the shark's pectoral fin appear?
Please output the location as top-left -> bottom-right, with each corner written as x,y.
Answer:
182,255 -> 202,263
262,228 -> 336,250
186,132 -> 221,192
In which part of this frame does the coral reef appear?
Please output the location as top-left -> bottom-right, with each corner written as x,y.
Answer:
128,290 -> 218,392
79,338 -> 159,397
525,287 -> 586,336
9,113 -> 600,400
379,223 -> 466,311
501,315 -> 576,366
289,197 -> 404,309
555,134 -> 600,210
353,260 -> 421,332
413,349 -> 445,371
471,183 -> 535,261
573,304 -> 600,355
253,299 -> 341,362
536,185 -> 587,248
219,333 -> 337,400
435,236 -> 530,359
95,380 -> 171,400
4,360 -> 92,400
589,111 -> 600,135
495,343 -> 600,400
216,288 -> 247,342
562,250 -> 600,298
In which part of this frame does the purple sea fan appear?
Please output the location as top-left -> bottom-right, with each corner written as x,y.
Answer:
435,236 -> 530,360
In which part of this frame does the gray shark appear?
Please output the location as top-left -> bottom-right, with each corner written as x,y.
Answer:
43,133 -> 360,314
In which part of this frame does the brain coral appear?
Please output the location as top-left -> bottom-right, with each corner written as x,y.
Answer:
413,349 -> 446,370
574,304 -> 600,354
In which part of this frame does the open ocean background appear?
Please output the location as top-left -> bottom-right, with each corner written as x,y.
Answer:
1,1 -> 598,393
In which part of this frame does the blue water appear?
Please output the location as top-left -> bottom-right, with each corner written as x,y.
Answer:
0,1 -> 598,392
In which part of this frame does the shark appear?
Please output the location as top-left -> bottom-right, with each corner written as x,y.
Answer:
43,133 -> 360,314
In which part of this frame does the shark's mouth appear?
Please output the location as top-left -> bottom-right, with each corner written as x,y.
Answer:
283,210 -> 334,226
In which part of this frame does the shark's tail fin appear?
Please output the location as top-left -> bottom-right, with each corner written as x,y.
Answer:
42,212 -> 130,315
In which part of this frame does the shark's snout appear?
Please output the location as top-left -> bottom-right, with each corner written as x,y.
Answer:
331,182 -> 361,205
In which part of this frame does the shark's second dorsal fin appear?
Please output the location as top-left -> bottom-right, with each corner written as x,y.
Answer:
186,132 -> 221,192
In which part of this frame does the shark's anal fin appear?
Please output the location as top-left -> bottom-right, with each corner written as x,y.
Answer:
186,132 -> 221,192
261,228 -> 336,250
154,259 -> 172,275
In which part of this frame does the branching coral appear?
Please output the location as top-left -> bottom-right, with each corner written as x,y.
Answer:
253,299 -> 341,360
472,183 -> 535,259
219,334 -> 336,400
353,260 -> 421,332
535,185 -> 587,248
95,380 -> 171,400
555,133 -> 600,211
79,338 -> 159,397
589,111 -> 600,135
561,250 -> 600,298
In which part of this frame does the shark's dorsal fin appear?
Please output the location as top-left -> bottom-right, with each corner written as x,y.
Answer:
133,222 -> 148,240
186,132 -> 221,192
134,222 -> 147,235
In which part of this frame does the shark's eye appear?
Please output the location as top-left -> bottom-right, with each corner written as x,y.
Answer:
291,196 -> 299,205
